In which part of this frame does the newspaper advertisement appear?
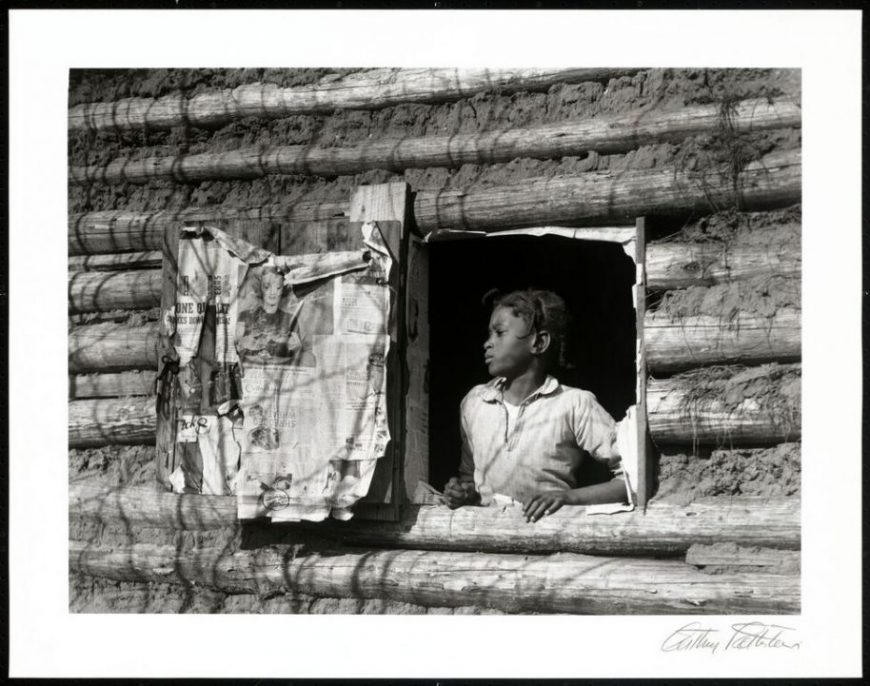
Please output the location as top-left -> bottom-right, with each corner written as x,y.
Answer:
166,224 -> 383,510
169,232 -> 245,495
173,233 -> 242,368
235,254 -> 392,522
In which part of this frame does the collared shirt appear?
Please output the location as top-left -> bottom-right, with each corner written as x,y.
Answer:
459,375 -> 624,504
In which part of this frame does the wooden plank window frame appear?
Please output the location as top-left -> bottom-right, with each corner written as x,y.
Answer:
157,191 -> 648,523
635,216 -> 653,511
416,220 -> 653,514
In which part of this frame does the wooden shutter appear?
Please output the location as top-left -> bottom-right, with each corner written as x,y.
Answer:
156,186 -> 428,522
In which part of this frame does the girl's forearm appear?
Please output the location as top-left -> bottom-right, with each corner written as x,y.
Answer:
564,477 -> 628,505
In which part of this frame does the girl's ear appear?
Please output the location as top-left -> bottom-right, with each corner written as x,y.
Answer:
532,329 -> 551,355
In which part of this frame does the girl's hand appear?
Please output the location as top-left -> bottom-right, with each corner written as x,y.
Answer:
444,477 -> 478,509
523,490 -> 570,522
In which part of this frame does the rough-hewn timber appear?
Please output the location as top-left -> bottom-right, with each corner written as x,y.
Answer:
69,397 -> 157,448
646,241 -> 801,290
686,542 -> 801,572
70,371 -> 157,399
70,98 -> 800,184
69,270 -> 162,313
69,321 -> 160,373
68,149 -> 801,254
413,149 -> 801,232
68,539 -> 799,614
70,482 -> 800,555
68,251 -> 163,272
647,369 -> 801,445
645,308 -> 801,372
68,204 -> 348,255
69,68 -> 639,132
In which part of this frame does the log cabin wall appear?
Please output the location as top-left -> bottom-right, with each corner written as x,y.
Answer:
69,68 -> 801,614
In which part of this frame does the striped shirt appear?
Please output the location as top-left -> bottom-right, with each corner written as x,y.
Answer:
459,375 -> 625,504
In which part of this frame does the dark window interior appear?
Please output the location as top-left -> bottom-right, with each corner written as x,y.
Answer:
427,234 -> 637,491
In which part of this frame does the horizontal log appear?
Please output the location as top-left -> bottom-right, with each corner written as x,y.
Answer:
71,481 -> 235,530
68,149 -> 800,254
69,203 -> 347,255
69,539 -> 799,614
646,240 -> 801,290
70,98 -> 801,185
69,321 -> 160,373
647,365 -> 801,445
69,397 -> 156,448
686,543 -> 800,572
69,574 -> 482,614
68,269 -> 162,313
414,148 -> 801,233
645,308 -> 801,372
69,481 -> 799,555
70,371 -> 157,399
299,497 -> 800,557
69,68 -> 638,133
68,250 -> 163,272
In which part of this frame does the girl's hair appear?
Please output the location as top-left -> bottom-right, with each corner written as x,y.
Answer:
485,288 -> 573,369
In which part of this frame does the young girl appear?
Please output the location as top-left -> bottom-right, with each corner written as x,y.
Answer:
444,288 -> 632,522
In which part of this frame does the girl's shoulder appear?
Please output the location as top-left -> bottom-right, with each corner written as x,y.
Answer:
461,379 -> 501,404
553,383 -> 601,407
463,381 -> 493,396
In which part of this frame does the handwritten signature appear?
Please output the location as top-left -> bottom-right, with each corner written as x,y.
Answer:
661,621 -> 801,654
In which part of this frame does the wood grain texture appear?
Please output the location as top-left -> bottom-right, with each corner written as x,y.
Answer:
68,539 -> 799,614
69,321 -> 160,373
69,396 -> 157,448
68,251 -> 163,272
646,241 -> 801,290
645,308 -> 801,372
70,98 -> 800,184
69,482 -> 799,555
69,203 -> 348,255
69,68 -> 639,132
413,149 -> 801,233
686,543 -> 801,572
70,371 -> 157,398
68,269 -> 162,313
647,369 -> 801,445
68,149 -> 799,253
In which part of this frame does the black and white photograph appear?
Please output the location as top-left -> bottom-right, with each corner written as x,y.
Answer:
7,7 -> 863,680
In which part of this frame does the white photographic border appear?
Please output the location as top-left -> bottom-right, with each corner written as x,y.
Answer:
8,8 -> 863,678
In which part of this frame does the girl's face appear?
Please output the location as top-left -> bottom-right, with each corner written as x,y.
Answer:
261,273 -> 283,312
483,306 -> 535,379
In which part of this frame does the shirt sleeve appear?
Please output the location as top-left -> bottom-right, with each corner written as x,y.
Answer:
573,391 -> 622,475
458,393 -> 475,483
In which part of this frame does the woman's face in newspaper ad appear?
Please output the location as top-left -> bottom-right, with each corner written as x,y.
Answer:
261,271 -> 283,313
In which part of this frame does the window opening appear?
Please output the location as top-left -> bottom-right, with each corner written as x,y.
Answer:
427,233 -> 637,492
